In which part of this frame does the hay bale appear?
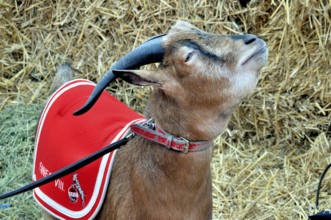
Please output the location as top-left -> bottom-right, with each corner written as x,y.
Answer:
0,0 -> 330,219
0,104 -> 42,219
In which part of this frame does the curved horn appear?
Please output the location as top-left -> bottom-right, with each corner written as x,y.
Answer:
73,34 -> 166,116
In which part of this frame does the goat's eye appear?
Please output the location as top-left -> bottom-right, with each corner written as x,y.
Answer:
185,52 -> 194,63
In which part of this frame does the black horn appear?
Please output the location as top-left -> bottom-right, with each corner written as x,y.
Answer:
73,34 -> 166,116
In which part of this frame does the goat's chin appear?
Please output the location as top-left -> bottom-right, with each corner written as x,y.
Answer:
230,69 -> 258,97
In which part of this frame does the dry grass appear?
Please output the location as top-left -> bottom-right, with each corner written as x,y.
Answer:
0,0 -> 330,219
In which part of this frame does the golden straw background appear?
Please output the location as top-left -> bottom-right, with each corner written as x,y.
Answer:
0,0 -> 330,219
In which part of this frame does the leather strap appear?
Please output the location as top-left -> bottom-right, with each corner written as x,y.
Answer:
130,120 -> 213,153
0,136 -> 132,200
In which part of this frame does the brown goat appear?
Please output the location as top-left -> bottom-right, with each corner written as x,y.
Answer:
44,21 -> 267,219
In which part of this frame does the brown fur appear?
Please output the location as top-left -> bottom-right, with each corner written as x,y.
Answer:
44,21 -> 267,220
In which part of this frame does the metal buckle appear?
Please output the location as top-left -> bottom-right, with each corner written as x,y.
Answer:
179,137 -> 190,154
125,130 -> 136,140
142,118 -> 155,130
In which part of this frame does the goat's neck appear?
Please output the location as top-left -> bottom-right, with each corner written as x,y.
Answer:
137,88 -> 233,181
147,89 -> 232,142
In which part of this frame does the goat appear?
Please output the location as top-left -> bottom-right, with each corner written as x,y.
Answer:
42,21 -> 267,219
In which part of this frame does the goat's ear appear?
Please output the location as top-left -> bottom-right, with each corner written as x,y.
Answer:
112,69 -> 164,86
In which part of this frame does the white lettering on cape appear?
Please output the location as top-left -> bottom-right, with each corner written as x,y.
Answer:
39,161 -> 65,191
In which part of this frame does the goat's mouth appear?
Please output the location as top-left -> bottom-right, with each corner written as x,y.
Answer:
241,44 -> 268,66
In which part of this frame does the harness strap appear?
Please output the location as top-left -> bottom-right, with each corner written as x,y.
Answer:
308,162 -> 331,219
315,163 -> 331,209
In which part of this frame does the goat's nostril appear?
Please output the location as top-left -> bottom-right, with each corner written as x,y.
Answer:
230,34 -> 257,45
244,36 -> 256,45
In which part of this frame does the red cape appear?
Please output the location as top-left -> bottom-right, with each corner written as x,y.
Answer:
33,79 -> 144,219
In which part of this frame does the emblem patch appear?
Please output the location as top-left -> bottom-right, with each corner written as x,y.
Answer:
67,174 -> 86,207
68,185 -> 79,203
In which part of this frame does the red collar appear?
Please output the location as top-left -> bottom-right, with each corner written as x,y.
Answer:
130,119 -> 213,153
